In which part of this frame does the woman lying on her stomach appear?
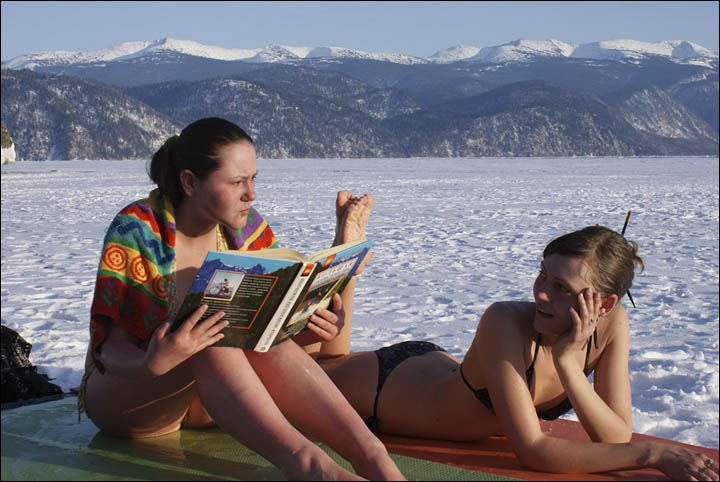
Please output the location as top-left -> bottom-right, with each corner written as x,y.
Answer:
317,225 -> 718,481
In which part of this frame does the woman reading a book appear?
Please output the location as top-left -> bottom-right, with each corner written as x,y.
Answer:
318,226 -> 718,481
79,117 -> 402,481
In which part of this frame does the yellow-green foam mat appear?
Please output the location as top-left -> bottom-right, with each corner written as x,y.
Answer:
2,396 -> 516,481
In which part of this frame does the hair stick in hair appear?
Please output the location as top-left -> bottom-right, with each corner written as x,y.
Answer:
621,210 -> 632,236
620,210 -> 636,308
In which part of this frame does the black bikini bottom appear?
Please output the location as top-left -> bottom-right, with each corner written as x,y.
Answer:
365,341 -> 447,432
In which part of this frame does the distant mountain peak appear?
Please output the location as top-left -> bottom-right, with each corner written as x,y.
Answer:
141,37 -> 259,61
3,37 -> 717,70
571,39 -> 718,66
248,44 -> 305,63
467,38 -> 578,63
428,45 -> 483,63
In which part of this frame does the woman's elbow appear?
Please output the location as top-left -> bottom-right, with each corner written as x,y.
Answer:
616,424 -> 633,443
514,449 -> 546,472
515,446 -> 567,473
512,436 -> 560,472
513,434 -> 589,474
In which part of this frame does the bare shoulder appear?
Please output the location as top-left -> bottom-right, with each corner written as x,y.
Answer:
602,302 -> 630,342
610,302 -> 629,323
476,301 -> 535,348
481,301 -> 535,329
465,301 -> 536,391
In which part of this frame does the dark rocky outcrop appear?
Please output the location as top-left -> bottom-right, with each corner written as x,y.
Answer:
1,121 -> 16,164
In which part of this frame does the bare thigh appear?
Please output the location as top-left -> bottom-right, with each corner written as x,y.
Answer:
318,352 -> 379,419
84,361 -> 197,438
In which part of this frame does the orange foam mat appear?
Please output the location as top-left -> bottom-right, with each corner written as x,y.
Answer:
379,419 -> 718,481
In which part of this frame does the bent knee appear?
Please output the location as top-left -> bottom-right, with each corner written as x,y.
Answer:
181,393 -> 216,429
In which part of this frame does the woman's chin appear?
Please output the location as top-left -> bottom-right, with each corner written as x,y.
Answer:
533,318 -> 565,336
226,217 -> 248,232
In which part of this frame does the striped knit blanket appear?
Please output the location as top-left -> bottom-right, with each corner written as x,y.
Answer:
88,189 -> 276,372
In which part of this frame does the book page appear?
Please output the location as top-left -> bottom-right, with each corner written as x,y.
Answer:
273,239 -> 374,344
307,238 -> 371,263
224,247 -> 307,262
228,238 -> 371,264
286,259 -> 355,325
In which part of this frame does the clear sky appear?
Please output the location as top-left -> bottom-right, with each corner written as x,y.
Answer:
1,1 -> 718,62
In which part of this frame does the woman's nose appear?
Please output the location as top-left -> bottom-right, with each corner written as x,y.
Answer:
534,280 -> 550,302
245,182 -> 257,201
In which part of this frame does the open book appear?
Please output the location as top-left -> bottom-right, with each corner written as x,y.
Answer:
171,238 -> 374,352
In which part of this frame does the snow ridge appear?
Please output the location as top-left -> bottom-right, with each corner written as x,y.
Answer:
3,37 -> 717,70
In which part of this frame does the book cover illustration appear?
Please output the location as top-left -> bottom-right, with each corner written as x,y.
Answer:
171,239 -> 374,350
273,240 -> 374,345
172,252 -> 304,349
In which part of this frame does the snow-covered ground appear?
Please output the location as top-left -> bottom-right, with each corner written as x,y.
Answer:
1,157 -> 718,449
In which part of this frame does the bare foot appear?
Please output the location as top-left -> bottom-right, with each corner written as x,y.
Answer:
283,444 -> 365,481
351,441 -> 406,481
333,191 -> 373,246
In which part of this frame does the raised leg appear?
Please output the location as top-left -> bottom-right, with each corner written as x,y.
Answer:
312,191 -> 374,357
333,191 -> 373,247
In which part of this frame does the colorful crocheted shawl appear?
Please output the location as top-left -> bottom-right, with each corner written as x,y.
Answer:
89,189 -> 276,373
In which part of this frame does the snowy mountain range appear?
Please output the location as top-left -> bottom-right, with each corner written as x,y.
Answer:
4,37 -> 718,70
1,37 -> 717,160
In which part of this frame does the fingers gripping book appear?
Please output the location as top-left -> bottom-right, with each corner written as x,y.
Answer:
171,239 -> 374,352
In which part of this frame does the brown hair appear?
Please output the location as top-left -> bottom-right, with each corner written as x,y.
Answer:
543,225 -> 644,298
148,117 -> 253,207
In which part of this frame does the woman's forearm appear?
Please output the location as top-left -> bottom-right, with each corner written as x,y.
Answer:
98,331 -> 154,379
555,357 -> 632,443
317,276 -> 355,357
520,434 -> 657,474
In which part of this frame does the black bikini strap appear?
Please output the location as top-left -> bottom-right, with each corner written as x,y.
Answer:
527,333 -> 542,371
367,352 -> 384,429
462,333 -> 543,392
458,361 -> 475,392
371,390 -> 381,420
